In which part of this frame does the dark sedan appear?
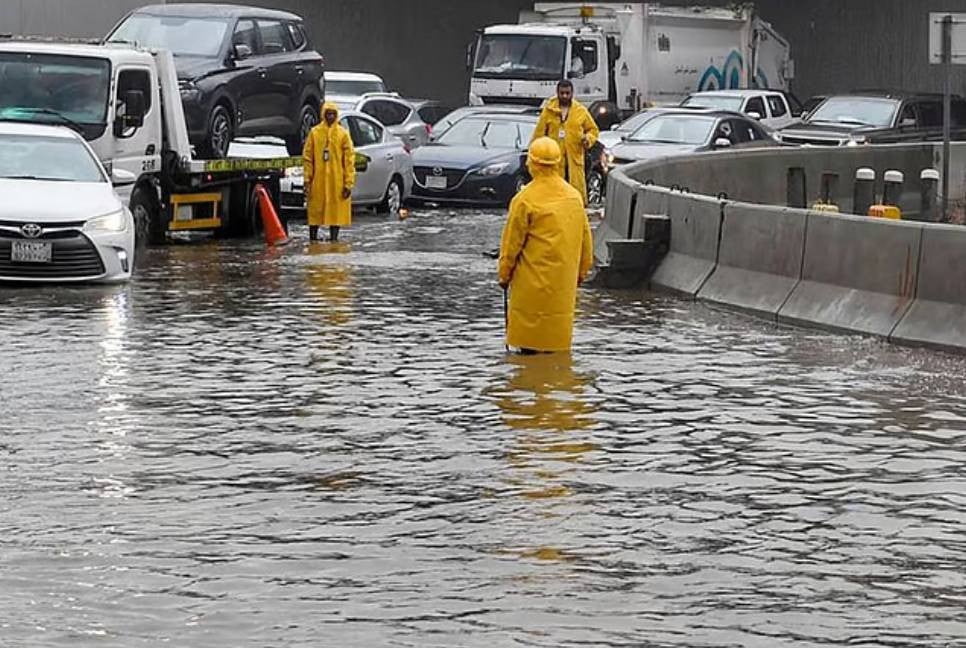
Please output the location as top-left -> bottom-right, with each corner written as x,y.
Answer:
609,109 -> 776,165
410,113 -> 537,206
108,4 -> 324,158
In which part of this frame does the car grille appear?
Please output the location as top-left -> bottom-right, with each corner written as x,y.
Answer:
0,231 -> 105,279
780,134 -> 847,146
414,166 -> 467,189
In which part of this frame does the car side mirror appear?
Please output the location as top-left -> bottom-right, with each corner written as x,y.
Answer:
233,43 -> 253,60
114,89 -> 146,137
714,138 -> 732,149
899,117 -> 916,128
111,168 -> 137,187
610,123 -> 620,130
355,152 -> 370,173
747,111 -> 762,121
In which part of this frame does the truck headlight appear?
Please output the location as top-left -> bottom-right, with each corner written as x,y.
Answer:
179,79 -> 201,100
85,210 -> 128,234
473,162 -> 509,177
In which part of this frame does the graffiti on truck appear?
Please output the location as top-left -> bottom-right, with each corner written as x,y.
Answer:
697,50 -> 769,91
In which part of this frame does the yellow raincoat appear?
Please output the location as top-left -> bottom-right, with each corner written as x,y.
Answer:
531,98 -> 599,205
498,160 -> 594,352
303,103 -> 355,227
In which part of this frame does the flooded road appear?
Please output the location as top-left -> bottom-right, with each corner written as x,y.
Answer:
1,208 -> 965,647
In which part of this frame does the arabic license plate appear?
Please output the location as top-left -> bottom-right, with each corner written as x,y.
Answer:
425,176 -> 447,190
11,240 -> 52,263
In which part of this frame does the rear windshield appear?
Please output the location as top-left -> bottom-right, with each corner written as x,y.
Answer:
326,79 -> 386,95
109,14 -> 230,57
0,134 -> 105,183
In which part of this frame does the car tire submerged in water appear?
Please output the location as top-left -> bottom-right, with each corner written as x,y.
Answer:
377,176 -> 403,216
286,103 -> 318,157
199,104 -> 234,159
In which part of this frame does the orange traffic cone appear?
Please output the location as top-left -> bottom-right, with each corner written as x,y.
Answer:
253,183 -> 289,246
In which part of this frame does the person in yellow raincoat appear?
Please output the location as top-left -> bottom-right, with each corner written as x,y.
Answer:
303,102 -> 355,242
498,137 -> 593,353
531,79 -> 599,206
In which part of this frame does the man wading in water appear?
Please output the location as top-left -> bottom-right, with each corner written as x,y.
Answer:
498,137 -> 593,354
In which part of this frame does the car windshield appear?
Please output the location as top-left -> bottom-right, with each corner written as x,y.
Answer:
109,14 -> 230,57
0,134 -> 105,182
436,117 -> 533,148
617,110 -> 659,133
326,79 -> 386,95
807,97 -> 899,127
682,95 -> 744,112
0,53 -> 110,124
628,114 -> 716,145
474,34 -> 566,81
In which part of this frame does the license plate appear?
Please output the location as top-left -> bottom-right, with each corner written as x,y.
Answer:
11,240 -> 52,263
425,176 -> 447,189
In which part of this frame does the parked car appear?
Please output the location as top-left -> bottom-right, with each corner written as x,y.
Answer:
251,110 -> 414,216
355,94 -> 437,150
325,71 -> 387,111
681,89 -> 801,129
609,109 -> 776,165
107,3 -> 324,158
598,107 -> 680,149
777,92 -> 966,146
410,112 -> 538,206
0,122 -> 135,283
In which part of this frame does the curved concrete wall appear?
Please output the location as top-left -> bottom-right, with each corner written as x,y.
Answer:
602,143 -> 966,353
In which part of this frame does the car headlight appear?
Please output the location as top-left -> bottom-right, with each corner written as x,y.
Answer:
604,151 -> 616,169
285,166 -> 304,178
84,210 -> 127,234
473,162 -> 509,176
179,79 -> 201,99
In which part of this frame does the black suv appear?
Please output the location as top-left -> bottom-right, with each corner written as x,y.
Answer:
777,92 -> 966,146
108,4 -> 324,158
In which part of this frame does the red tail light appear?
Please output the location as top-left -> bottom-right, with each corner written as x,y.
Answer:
425,123 -> 432,136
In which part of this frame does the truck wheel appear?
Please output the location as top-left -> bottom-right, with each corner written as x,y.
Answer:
377,176 -> 403,215
286,103 -> 318,156
130,186 -> 164,250
199,104 -> 234,159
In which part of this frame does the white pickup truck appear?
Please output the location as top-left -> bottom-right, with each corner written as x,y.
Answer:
0,38 -> 296,245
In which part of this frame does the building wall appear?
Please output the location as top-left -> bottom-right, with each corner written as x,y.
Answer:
6,0 -> 966,105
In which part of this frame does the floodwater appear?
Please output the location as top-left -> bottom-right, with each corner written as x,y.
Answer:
1,208 -> 965,648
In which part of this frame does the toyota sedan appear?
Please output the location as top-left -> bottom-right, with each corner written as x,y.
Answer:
0,122 -> 135,283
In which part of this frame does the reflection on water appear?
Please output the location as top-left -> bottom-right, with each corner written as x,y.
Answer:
1,212 -> 966,647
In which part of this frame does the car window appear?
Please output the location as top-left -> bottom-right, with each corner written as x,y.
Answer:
746,96 -> 766,118
784,92 -> 804,117
286,22 -> 306,50
898,103 -> 917,127
681,94 -> 744,112
362,100 -> 411,127
116,68 -> 152,122
257,20 -> 292,54
417,105 -> 452,125
726,119 -> 754,143
233,19 -> 259,54
0,134 -> 104,183
349,116 -> 383,146
483,121 -> 521,148
766,95 -> 787,118
109,14 -> 230,58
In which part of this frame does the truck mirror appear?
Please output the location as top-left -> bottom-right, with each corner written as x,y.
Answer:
114,89 -> 146,137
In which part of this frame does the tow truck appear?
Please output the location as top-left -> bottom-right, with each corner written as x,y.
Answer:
0,37 -> 297,245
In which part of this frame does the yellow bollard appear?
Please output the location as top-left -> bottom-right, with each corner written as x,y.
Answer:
868,204 -> 901,220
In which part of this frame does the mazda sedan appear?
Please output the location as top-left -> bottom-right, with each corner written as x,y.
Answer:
0,122 -> 135,283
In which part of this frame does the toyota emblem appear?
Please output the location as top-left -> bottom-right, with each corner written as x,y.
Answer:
432,167 -> 443,176
20,223 -> 42,239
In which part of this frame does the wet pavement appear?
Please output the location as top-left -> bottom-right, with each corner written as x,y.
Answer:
1,208 -> 965,647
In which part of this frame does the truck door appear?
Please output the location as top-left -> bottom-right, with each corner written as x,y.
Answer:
112,66 -> 162,198
569,35 -> 607,105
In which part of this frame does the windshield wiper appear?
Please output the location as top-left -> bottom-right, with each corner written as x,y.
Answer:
1,175 -> 71,181
9,108 -> 87,133
629,138 -> 682,144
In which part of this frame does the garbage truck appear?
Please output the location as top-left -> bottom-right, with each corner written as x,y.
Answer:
468,3 -> 793,125
0,37 -> 296,246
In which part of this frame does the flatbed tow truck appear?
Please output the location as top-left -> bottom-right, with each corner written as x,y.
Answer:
0,37 -> 297,245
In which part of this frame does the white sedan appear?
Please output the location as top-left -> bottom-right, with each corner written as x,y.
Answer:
0,122 -> 135,283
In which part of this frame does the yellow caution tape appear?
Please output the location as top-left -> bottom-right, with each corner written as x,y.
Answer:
202,157 -> 303,173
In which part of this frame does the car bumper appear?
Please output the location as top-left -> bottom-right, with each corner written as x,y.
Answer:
0,225 -> 135,284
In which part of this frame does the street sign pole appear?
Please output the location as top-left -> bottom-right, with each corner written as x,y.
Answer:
943,15 -> 952,222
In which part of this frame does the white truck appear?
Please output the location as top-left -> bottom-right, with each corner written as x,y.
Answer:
468,3 -> 793,122
0,38 -> 295,246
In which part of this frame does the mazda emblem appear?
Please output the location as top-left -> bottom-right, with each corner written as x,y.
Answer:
20,223 -> 42,239
432,167 -> 443,176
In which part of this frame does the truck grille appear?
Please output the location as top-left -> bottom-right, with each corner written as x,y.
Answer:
780,134 -> 847,146
0,232 -> 105,279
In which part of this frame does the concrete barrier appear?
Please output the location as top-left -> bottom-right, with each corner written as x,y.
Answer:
698,202 -> 807,318
891,224 -> 966,351
650,193 -> 722,297
778,211 -> 921,337
594,172 -> 638,265
630,185 -> 671,239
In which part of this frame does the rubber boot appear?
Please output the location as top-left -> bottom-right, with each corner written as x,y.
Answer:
329,226 -> 340,242
309,225 -> 319,241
